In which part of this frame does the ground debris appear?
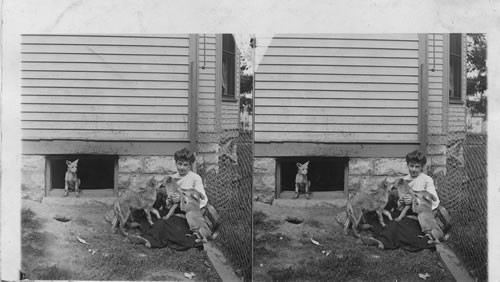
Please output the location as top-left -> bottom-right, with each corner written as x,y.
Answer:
54,215 -> 72,222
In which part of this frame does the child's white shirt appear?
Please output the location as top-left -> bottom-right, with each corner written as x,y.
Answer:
172,171 -> 208,208
403,172 -> 440,210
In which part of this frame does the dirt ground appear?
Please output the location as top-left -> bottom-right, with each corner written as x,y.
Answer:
21,197 -> 220,281
253,201 -> 455,282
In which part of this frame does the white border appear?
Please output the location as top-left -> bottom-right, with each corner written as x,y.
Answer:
2,0 -> 500,280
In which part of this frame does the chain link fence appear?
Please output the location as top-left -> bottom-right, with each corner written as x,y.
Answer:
196,121 -> 253,280
429,132 -> 487,281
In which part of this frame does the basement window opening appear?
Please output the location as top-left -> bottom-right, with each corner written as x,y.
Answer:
48,155 -> 117,191
279,157 -> 347,195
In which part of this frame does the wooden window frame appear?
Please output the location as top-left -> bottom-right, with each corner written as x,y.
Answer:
222,34 -> 236,101
449,33 -> 463,103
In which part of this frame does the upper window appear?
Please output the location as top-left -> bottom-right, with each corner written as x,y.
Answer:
449,34 -> 462,101
222,34 -> 236,99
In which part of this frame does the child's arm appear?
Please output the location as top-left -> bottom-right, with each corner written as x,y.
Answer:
193,173 -> 208,208
425,176 -> 440,210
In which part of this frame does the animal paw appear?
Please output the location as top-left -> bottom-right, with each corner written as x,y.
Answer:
394,217 -> 402,221
64,191 -> 69,197
294,192 -> 299,199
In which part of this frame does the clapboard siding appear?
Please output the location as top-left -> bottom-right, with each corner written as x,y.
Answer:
21,34 -> 191,141
198,34 -> 217,133
427,33 -> 444,137
255,34 -> 420,143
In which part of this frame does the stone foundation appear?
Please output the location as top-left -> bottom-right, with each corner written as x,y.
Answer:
253,158 -> 275,203
348,157 -> 408,193
21,155 -> 180,199
253,157 -> 413,199
118,156 -> 177,191
21,155 -> 46,202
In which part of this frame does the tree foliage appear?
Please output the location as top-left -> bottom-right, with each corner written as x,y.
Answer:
466,34 -> 487,116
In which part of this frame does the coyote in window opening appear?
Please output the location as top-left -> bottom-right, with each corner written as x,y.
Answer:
64,159 -> 81,197
295,161 -> 311,199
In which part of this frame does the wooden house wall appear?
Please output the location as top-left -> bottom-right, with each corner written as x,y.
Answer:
254,34 -> 421,144
198,34 -> 217,133
21,34 -> 191,141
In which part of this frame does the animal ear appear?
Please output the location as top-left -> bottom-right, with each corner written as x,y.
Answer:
74,159 -> 79,164
304,161 -> 309,166
149,177 -> 157,186
198,191 -> 206,200
66,160 -> 71,166
296,163 -> 302,168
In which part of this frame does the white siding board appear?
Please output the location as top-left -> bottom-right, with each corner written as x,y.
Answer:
257,73 -> 418,84
265,38 -> 419,49
256,107 -> 418,116
22,35 -> 190,46
22,71 -> 189,81
23,53 -> 189,65
256,81 -> 418,92
23,104 -> 187,114
256,98 -> 418,108
263,48 -> 418,58
260,56 -> 418,67
257,90 -> 418,100
22,96 -> 188,106
23,87 -> 188,97
260,124 -> 418,133
23,121 -> 187,131
257,65 -> 418,76
256,132 -> 418,143
255,115 -> 418,124
23,112 -> 187,123
22,44 -> 189,55
22,62 -> 189,73
23,130 -> 188,141
23,79 -> 188,89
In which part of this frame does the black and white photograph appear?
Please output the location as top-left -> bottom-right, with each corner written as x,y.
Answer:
251,33 -> 488,281
1,1 -> 499,282
15,33 -> 254,281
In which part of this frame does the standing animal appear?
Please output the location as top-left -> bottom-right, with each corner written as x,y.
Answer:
181,189 -> 220,243
112,177 -> 161,236
393,178 -> 415,221
412,190 -> 445,244
344,178 -> 393,238
295,161 -> 311,199
64,159 -> 81,197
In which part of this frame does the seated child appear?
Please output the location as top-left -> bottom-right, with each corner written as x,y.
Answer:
169,148 -> 208,209
362,150 -> 440,251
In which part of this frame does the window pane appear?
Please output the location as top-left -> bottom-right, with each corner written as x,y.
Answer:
222,34 -> 235,97
449,34 -> 462,99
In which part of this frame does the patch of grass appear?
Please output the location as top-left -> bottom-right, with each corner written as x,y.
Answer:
22,208 -> 42,231
255,233 -> 291,247
31,265 -> 72,280
253,210 -> 280,232
303,218 -> 323,228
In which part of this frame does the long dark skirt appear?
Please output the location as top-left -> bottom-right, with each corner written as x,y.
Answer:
365,209 -> 436,252
133,209 -> 203,251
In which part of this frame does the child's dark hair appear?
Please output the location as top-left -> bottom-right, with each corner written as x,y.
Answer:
174,148 -> 196,164
405,150 -> 427,166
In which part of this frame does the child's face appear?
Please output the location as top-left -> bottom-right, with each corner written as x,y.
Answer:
176,160 -> 191,176
407,161 -> 423,178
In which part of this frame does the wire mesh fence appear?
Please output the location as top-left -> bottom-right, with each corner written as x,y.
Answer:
429,132 -> 487,281
196,123 -> 253,280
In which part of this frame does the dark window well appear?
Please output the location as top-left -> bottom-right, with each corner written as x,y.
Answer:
279,157 -> 347,192
49,155 -> 116,190
449,33 -> 462,101
222,34 -> 236,99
